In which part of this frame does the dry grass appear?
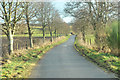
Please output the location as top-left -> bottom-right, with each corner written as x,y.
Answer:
77,33 -> 119,56
2,36 -> 66,59
1,36 -> 68,78
77,33 -> 96,50
32,36 -> 66,50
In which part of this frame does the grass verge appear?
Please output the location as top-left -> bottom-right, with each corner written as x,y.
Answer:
74,36 -> 120,78
0,35 -> 70,78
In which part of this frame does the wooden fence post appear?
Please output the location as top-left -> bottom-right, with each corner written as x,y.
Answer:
16,43 -> 18,50
90,39 -> 91,45
26,41 -> 28,49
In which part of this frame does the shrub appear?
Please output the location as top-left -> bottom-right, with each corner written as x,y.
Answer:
107,21 -> 119,56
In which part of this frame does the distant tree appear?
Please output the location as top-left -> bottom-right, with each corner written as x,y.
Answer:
46,3 -> 54,42
36,2 -> 50,43
64,2 -> 90,42
51,10 -> 61,38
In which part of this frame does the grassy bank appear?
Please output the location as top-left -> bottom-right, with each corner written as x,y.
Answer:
1,36 -> 70,78
74,37 -> 120,78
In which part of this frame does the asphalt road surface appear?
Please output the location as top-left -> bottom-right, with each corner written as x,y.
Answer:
30,35 -> 115,78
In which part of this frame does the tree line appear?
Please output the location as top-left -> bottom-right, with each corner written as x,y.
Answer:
0,2 -> 70,55
64,2 -> 119,56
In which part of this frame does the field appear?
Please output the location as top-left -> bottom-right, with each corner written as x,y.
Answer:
0,25 -> 61,56
1,35 -> 54,56
0,33 -> 59,37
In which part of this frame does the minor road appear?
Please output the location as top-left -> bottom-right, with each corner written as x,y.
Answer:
30,35 -> 115,78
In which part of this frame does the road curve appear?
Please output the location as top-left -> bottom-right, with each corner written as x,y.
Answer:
30,35 -> 115,78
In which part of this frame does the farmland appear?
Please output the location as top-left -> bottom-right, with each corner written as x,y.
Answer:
1,34 -> 59,56
1,24 -> 61,55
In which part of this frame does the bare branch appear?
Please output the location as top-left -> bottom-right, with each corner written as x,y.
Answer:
1,29 -> 8,35
0,16 -> 4,19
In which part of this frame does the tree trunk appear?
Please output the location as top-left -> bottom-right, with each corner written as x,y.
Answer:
50,30 -> 53,42
25,3 -> 33,48
27,20 -> 33,48
27,24 -> 33,48
82,32 -> 85,43
57,32 -> 59,37
82,26 -> 85,43
93,24 -> 99,45
55,29 -> 57,38
29,33 -> 33,48
49,26 -> 53,42
8,28 -> 13,55
95,31 -> 99,45
43,27 -> 45,43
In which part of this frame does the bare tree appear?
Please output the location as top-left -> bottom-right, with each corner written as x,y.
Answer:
36,2 -> 50,43
23,2 -> 37,48
51,10 -> 61,38
46,3 -> 54,42
0,2 -> 24,54
64,2 -> 118,46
